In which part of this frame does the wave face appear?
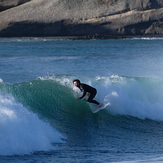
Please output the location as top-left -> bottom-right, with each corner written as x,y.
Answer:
33,75 -> 163,121
6,75 -> 163,122
1,75 -> 163,156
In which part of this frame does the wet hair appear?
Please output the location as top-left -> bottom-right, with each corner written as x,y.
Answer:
73,79 -> 81,84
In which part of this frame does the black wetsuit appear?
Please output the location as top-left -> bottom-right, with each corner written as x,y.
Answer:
78,83 -> 99,105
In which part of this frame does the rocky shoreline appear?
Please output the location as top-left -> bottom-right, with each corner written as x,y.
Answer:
0,0 -> 163,37
68,34 -> 131,40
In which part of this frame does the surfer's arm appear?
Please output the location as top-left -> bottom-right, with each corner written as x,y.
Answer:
79,91 -> 86,99
76,84 -> 87,100
76,91 -> 86,100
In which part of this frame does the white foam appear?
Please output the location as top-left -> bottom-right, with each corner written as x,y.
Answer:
133,37 -> 163,40
95,76 -> 163,121
38,75 -> 75,88
0,93 -> 64,156
0,78 -> 3,83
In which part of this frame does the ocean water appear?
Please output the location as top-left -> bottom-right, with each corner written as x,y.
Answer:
0,37 -> 163,162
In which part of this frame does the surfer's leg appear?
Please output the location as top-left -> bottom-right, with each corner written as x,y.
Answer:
88,98 -> 100,105
87,92 -> 100,105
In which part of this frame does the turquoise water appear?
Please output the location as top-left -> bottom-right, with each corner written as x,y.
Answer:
1,37 -> 163,162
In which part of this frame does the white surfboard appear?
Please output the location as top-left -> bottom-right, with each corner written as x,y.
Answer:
91,102 -> 110,113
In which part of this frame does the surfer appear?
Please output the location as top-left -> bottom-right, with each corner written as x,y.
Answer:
73,79 -> 102,108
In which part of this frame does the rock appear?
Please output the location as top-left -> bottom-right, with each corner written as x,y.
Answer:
69,34 -> 130,40
0,0 -> 163,37
0,0 -> 31,12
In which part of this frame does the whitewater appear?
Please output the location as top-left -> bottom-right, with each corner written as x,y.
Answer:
1,37 -> 163,162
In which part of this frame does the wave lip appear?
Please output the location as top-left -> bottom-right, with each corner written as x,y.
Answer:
0,92 -> 64,156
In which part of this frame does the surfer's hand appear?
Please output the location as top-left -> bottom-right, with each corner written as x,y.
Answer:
76,97 -> 81,100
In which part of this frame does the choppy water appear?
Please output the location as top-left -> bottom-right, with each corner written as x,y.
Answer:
1,37 -> 163,162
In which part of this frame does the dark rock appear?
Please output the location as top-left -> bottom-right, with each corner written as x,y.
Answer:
0,0 -> 163,37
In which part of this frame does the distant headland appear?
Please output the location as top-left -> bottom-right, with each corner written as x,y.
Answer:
0,0 -> 163,38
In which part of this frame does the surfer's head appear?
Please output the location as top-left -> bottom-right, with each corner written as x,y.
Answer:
73,79 -> 80,87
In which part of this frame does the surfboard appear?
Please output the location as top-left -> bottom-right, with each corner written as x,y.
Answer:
91,103 -> 110,113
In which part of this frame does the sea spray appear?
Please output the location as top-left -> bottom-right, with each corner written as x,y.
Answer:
0,92 -> 64,156
95,76 -> 163,121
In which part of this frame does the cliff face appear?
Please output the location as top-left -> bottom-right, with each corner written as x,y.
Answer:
0,0 -> 163,37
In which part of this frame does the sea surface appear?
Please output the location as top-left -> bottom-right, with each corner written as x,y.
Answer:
0,37 -> 163,163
